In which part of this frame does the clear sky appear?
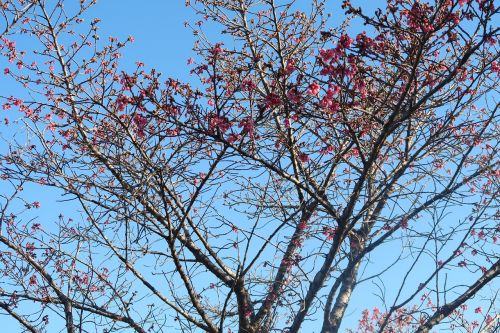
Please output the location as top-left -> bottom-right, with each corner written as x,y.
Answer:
0,2 -> 375,331
89,0 -> 196,79
0,1 -> 496,332
0,2 -> 197,331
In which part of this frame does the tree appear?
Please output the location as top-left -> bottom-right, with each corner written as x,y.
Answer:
0,0 -> 498,332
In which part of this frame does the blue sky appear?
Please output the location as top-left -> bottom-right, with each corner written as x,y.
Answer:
0,1 -> 374,330
89,0 -> 195,78
0,1 -> 496,332
0,2 -> 197,331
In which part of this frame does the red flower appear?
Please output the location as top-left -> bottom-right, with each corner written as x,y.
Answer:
298,152 -> 309,162
238,117 -> 255,138
264,93 -> 281,108
287,89 -> 301,103
307,82 -> 321,96
29,275 -> 38,286
338,34 -> 353,49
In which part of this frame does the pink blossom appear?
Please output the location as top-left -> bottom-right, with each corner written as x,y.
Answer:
338,34 -> 353,49
298,152 -> 309,162
29,275 -> 38,286
307,82 -> 321,96
238,117 -> 254,138
287,89 -> 301,103
264,93 -> 281,108
285,59 -> 296,74
319,48 -> 338,62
